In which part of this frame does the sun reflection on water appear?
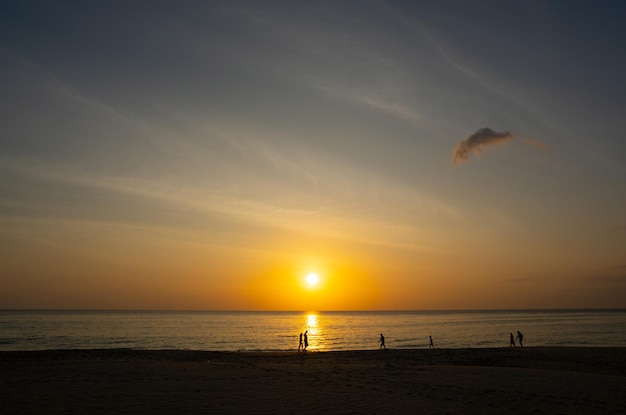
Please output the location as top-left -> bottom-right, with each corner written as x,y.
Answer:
304,312 -> 326,351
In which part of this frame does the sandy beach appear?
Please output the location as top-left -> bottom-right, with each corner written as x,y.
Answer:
2,347 -> 625,414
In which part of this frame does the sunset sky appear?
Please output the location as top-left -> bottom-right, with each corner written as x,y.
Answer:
1,1 -> 625,310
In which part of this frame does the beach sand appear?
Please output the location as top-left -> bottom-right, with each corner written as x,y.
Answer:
2,347 -> 625,414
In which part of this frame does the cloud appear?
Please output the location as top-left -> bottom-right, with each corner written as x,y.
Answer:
452,127 -> 513,165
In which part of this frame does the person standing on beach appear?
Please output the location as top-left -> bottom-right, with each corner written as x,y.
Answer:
379,333 -> 386,349
304,330 -> 308,351
510,333 -> 516,347
516,331 -> 524,347
298,332 -> 303,352
429,336 -> 435,349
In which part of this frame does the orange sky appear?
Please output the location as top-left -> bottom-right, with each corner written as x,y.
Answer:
1,211 -> 624,310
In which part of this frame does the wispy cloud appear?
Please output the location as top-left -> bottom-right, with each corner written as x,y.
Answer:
315,85 -> 433,127
452,127 -> 513,165
0,155 -> 461,254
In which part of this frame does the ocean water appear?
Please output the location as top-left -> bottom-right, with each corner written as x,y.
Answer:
1,310 -> 625,352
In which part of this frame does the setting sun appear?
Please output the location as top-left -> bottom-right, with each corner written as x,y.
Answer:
305,273 -> 320,286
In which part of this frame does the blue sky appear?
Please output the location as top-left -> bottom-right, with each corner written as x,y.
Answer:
1,1 -> 625,309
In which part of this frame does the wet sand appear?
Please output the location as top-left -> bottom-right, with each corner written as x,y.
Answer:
2,347 -> 626,414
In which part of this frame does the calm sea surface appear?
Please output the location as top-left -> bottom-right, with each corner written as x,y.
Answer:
1,310 -> 625,352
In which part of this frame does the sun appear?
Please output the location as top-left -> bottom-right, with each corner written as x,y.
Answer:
305,273 -> 320,287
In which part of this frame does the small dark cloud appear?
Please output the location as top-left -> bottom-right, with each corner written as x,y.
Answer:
612,225 -> 626,231
452,127 -> 513,165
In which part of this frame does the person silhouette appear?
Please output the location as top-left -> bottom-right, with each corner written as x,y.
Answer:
379,333 -> 386,349
510,333 -> 516,348
429,336 -> 435,349
516,331 -> 524,347
298,332 -> 303,352
304,330 -> 308,351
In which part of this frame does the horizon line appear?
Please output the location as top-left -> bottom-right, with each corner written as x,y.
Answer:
2,308 -> 625,313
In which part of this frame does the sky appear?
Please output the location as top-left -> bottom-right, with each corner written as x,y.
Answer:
1,0 -> 625,310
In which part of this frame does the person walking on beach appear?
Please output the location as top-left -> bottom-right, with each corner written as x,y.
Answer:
298,332 -> 303,352
303,330 -> 308,351
510,333 -> 516,348
429,336 -> 435,349
516,330 -> 524,347
379,333 -> 386,349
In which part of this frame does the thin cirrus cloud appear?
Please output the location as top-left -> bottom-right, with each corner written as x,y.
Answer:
0,151 -> 460,254
451,127 -> 514,165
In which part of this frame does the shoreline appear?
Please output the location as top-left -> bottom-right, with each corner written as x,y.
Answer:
2,347 -> 625,414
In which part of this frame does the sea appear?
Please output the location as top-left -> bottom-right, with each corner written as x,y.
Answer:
1,310 -> 625,352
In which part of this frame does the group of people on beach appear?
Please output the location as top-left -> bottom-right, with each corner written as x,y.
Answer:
510,331 -> 524,347
299,332 -> 436,351
299,331 -> 524,351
